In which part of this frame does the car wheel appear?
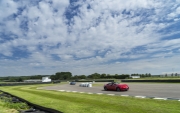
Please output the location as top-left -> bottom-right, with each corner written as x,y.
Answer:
104,87 -> 108,91
126,87 -> 129,91
116,87 -> 121,91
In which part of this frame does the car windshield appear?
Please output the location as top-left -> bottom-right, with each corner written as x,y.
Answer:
109,82 -> 119,85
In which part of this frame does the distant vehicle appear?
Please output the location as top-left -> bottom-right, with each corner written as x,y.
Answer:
104,82 -> 129,91
70,81 -> 76,85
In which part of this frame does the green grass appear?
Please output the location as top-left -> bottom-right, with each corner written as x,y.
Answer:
0,92 -> 29,113
0,101 -> 18,113
0,83 -> 180,113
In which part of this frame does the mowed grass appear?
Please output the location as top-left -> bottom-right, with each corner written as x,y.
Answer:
0,101 -> 18,113
0,83 -> 180,113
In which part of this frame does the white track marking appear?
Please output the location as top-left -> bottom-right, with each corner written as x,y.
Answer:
107,94 -> 115,96
121,95 -> 129,96
135,96 -> 146,98
53,89 -> 179,101
153,98 -> 167,100
88,92 -> 93,94
72,91 -> 77,92
97,93 -> 103,95
58,90 -> 65,92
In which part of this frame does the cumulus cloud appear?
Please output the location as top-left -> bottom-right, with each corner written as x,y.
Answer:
0,0 -> 180,76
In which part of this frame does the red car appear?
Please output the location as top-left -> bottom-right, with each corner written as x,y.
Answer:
104,82 -> 129,91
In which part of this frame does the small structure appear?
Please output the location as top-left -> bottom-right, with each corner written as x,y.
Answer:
24,79 -> 42,83
24,77 -> 51,83
131,76 -> 140,79
42,77 -> 51,82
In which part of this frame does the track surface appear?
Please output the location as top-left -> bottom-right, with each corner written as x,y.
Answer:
44,83 -> 180,99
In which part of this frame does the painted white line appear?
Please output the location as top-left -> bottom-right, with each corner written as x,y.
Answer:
107,94 -> 115,96
178,100 -> 180,101
97,93 -> 103,95
88,93 -> 93,94
121,95 -> 129,97
153,98 -> 167,100
58,90 -> 65,92
72,91 -> 77,92
79,92 -> 84,93
135,96 -> 146,98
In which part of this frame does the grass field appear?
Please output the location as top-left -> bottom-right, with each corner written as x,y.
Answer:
0,83 -> 180,113
0,101 -> 18,113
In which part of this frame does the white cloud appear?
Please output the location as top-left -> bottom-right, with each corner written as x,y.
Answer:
0,1 -> 18,21
0,0 -> 180,76
68,54 -> 180,75
168,6 -> 180,18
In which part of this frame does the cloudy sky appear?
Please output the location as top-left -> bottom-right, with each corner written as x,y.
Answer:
0,0 -> 180,76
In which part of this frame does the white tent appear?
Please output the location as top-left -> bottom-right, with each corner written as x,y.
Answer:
42,77 -> 51,82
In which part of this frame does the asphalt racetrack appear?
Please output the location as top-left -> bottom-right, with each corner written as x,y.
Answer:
44,82 -> 180,99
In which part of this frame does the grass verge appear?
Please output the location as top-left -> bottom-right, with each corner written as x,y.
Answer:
0,83 -> 180,113
0,101 -> 18,113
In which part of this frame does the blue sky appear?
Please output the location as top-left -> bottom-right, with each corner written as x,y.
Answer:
0,0 -> 180,76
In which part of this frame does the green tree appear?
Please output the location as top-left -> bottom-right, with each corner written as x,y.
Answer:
88,73 -> 101,79
50,75 -> 56,80
17,77 -> 23,82
106,74 -> 111,79
171,73 -> 173,77
55,72 -> 72,80
73,75 -> 79,79
175,73 -> 177,76
79,75 -> 86,79
148,73 -> 151,77
142,74 -> 145,78
100,73 -> 106,78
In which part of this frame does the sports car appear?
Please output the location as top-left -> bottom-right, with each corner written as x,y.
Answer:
104,82 -> 129,91
70,81 -> 76,85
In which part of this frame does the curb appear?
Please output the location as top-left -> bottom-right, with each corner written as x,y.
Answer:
52,89 -> 180,101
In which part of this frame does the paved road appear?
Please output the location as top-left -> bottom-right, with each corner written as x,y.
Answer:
44,83 -> 180,99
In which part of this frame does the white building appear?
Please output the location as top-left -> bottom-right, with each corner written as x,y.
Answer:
24,79 -> 42,83
24,77 -> 51,83
42,77 -> 51,82
131,76 -> 140,79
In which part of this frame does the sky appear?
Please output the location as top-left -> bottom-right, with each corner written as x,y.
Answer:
0,0 -> 180,76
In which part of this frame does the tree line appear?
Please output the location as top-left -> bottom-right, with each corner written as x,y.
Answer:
71,73 -> 130,79
131,73 -> 151,77
0,72 -> 152,82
